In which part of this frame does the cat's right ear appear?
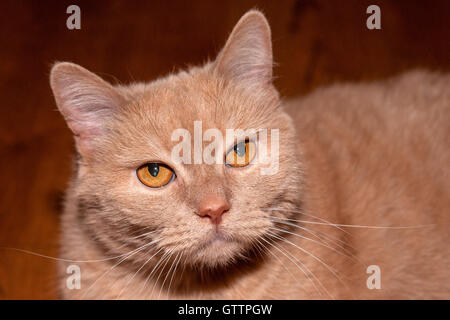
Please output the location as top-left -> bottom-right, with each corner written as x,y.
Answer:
50,62 -> 125,158
214,10 -> 273,90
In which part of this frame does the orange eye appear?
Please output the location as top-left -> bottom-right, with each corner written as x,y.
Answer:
137,163 -> 175,188
225,140 -> 256,167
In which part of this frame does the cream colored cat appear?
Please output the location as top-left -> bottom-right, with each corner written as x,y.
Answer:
50,10 -> 450,299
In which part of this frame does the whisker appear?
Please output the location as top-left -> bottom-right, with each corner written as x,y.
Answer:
116,246 -> 165,299
115,229 -> 159,250
81,238 -> 161,299
158,251 -> 181,300
127,229 -> 159,241
259,237 -> 327,298
166,252 -> 182,298
270,217 -> 357,251
0,246 -> 154,264
264,208 -> 349,235
151,249 -> 175,298
177,254 -> 188,292
269,226 -> 360,264
254,238 -> 305,293
266,230 -> 352,297
271,220 -> 365,266
264,208 -> 435,229
138,249 -> 171,297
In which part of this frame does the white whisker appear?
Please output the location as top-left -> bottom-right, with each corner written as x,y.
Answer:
269,226 -> 359,264
151,249 -> 175,299
0,246 -> 152,264
254,238 -> 305,293
264,208 -> 349,234
166,252 -> 182,298
265,208 -> 434,229
81,238 -> 161,299
158,252 -> 181,300
266,230 -> 352,297
270,217 -> 356,251
260,237 -> 327,298
138,249 -> 171,297
115,229 -> 159,250
116,246 -> 165,299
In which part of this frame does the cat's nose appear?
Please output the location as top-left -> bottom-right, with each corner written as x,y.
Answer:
197,195 -> 230,225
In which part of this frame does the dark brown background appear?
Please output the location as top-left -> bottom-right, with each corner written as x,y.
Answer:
0,0 -> 449,299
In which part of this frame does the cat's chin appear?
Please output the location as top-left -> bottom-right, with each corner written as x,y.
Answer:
190,232 -> 244,267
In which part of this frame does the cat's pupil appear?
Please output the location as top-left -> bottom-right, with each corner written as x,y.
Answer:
234,142 -> 246,157
147,163 -> 159,177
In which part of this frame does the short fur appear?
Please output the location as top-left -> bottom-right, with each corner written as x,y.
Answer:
50,10 -> 450,299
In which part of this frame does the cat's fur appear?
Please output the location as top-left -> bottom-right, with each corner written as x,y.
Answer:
50,10 -> 450,299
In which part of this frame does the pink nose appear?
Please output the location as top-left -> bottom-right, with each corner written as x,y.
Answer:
198,195 -> 230,225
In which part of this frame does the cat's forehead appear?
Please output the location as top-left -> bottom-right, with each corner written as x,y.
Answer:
112,69 -> 281,162
123,72 -> 257,133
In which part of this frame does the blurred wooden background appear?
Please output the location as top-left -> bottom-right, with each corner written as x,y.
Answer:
0,0 -> 449,299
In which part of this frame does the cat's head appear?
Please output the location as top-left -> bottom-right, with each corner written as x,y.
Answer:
51,10 -> 302,269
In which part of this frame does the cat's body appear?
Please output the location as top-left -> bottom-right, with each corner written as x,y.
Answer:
52,11 -> 450,299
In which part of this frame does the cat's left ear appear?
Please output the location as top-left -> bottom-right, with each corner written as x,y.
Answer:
214,10 -> 273,89
50,62 -> 126,158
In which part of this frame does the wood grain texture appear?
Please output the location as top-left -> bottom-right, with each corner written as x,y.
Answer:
0,0 -> 449,299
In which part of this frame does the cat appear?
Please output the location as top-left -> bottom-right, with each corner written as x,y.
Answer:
50,10 -> 450,299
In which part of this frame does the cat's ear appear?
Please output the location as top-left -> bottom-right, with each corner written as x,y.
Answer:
214,10 -> 273,88
50,62 -> 125,157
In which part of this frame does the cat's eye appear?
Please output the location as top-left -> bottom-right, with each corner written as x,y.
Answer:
136,163 -> 175,188
225,140 -> 256,168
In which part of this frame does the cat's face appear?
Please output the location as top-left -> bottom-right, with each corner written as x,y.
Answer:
51,11 -> 302,268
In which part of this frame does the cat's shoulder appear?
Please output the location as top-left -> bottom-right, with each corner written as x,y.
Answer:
283,70 -> 449,126
285,70 -> 449,109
